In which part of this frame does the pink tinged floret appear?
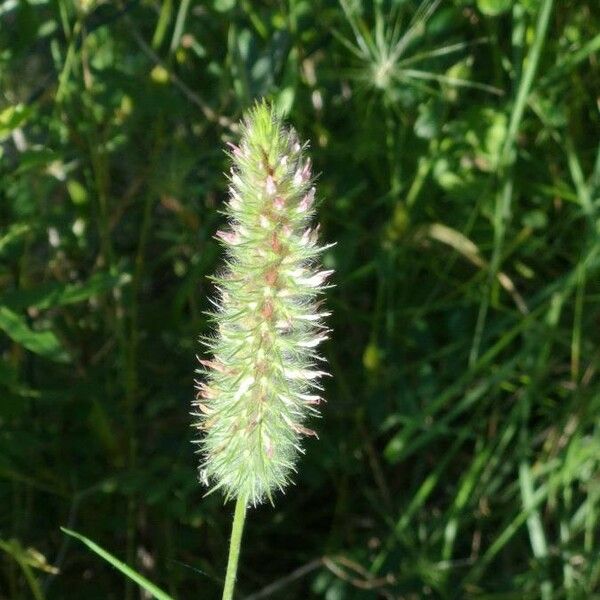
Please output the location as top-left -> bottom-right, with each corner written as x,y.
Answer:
282,414 -> 317,438
271,232 -> 282,253
266,175 -> 277,196
293,170 -> 302,186
297,393 -> 323,405
264,434 -> 274,459
274,196 -> 285,210
198,358 -> 230,374
293,160 -> 312,186
194,402 -> 213,415
293,422 -> 318,438
216,229 -> 240,245
275,319 -> 293,332
196,382 -> 216,399
298,188 -> 315,213
300,226 -> 319,246
300,228 -> 315,246
301,159 -> 312,180
226,141 -> 242,158
280,155 -> 288,167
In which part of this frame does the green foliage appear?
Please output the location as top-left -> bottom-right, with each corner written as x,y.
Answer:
60,528 -> 174,600
0,307 -> 69,363
1,0 -> 600,598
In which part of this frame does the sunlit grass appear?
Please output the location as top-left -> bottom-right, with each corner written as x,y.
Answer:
1,0 -> 600,598
335,0 -> 502,102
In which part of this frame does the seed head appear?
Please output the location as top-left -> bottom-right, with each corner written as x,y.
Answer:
194,102 -> 333,506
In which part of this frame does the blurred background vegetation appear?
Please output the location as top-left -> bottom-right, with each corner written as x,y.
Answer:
1,0 -> 600,598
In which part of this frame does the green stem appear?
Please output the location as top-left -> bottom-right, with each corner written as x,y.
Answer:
469,0 -> 554,365
170,0 -> 192,52
56,20 -> 81,104
222,496 -> 248,600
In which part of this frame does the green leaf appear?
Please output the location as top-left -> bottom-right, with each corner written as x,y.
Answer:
477,0 -> 512,16
275,86 -> 295,116
0,307 -> 69,363
414,100 -> 442,140
60,528 -> 176,600
15,148 -> 58,174
66,179 -> 89,205
0,104 -> 32,142
0,224 -> 29,255
151,0 -> 173,49
214,0 -> 235,12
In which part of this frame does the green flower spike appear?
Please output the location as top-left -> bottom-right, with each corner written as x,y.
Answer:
194,102 -> 333,508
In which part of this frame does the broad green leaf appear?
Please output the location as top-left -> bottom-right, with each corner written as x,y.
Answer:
0,307 -> 69,362
61,528 -> 176,600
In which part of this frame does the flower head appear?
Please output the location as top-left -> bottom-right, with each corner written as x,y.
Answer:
194,102 -> 332,506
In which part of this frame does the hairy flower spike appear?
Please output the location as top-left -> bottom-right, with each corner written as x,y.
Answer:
194,102 -> 332,506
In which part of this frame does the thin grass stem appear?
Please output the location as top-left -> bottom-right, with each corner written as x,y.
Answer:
470,0 -> 554,365
222,496 -> 248,600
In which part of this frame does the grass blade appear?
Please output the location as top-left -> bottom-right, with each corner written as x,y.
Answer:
60,528 -> 176,600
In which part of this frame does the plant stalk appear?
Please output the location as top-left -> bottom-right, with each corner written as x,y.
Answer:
222,496 -> 247,600
469,0 -> 554,365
